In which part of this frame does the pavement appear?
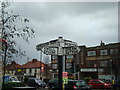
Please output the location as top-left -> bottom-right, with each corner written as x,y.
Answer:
36,86 -> 114,90
36,88 -> 113,90
36,87 -> 49,90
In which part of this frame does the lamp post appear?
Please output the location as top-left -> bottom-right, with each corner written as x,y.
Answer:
36,37 -> 80,90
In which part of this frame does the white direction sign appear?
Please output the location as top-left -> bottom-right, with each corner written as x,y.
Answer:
36,37 -> 80,55
44,46 -> 58,55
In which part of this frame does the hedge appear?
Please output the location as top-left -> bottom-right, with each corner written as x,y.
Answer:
2,82 -> 26,89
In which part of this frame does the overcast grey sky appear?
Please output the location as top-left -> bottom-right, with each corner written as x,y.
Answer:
7,2 -> 118,64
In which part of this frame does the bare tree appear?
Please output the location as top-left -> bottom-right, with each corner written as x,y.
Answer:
0,1 -> 35,63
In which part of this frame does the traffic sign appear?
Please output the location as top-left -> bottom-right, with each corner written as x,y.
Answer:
63,78 -> 68,84
62,72 -> 68,78
62,72 -> 68,84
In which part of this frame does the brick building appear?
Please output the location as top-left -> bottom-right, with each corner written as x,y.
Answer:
51,55 -> 77,79
50,42 -> 120,81
78,42 -> 120,80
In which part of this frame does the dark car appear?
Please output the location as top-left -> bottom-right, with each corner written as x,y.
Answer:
47,79 -> 58,89
65,80 -> 90,90
27,78 -> 46,88
47,79 -> 90,90
65,80 -> 78,89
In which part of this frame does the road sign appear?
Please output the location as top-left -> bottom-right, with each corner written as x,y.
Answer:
44,46 -> 58,55
62,72 -> 68,78
63,46 -> 79,55
36,37 -> 80,55
63,78 -> 68,84
62,72 -> 68,84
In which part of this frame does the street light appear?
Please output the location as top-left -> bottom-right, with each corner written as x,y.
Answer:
36,37 -> 80,90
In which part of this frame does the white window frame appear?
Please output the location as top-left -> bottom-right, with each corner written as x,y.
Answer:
52,64 -> 57,69
66,62 -> 72,69
52,55 -> 57,59
100,50 -> 108,55
110,49 -> 114,54
87,51 -> 96,56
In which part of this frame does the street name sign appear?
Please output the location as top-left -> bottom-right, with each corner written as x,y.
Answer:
36,37 -> 80,55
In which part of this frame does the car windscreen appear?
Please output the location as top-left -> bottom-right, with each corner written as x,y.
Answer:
10,77 -> 19,81
35,79 -> 44,83
76,81 -> 87,86
99,80 -> 105,83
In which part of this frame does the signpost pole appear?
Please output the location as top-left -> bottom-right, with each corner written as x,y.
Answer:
58,56 -> 63,90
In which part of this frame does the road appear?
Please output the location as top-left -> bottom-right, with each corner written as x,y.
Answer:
37,88 -> 113,90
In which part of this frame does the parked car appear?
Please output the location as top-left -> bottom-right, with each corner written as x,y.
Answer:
9,76 -> 21,82
4,76 -> 20,82
26,78 -> 46,88
65,80 -> 91,90
88,79 -> 112,89
65,80 -> 78,89
47,79 -> 90,90
47,79 -> 58,89
74,80 -> 91,90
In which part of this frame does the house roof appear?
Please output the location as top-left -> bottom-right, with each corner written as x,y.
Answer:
22,59 -> 44,68
6,61 -> 23,70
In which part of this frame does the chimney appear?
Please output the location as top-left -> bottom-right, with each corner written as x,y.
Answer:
100,41 -> 105,46
32,59 -> 37,62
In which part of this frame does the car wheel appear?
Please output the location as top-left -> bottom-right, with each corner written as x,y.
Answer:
116,87 -> 120,90
89,85 -> 92,88
36,85 -> 39,89
51,86 -> 55,90
48,85 -> 52,89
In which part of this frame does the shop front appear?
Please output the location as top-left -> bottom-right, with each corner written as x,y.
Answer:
80,68 -> 98,79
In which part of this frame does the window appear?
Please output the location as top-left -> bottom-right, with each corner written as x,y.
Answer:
87,51 -> 96,56
66,63 -> 72,69
92,81 -> 100,84
66,55 -> 73,59
100,61 -> 108,67
110,49 -> 118,54
52,55 -> 57,59
51,60 -> 58,63
52,64 -> 57,69
100,50 -> 107,55
29,69 -> 32,73
110,49 -> 114,54
35,69 -> 37,73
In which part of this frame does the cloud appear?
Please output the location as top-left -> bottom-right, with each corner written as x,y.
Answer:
8,2 -> 118,64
